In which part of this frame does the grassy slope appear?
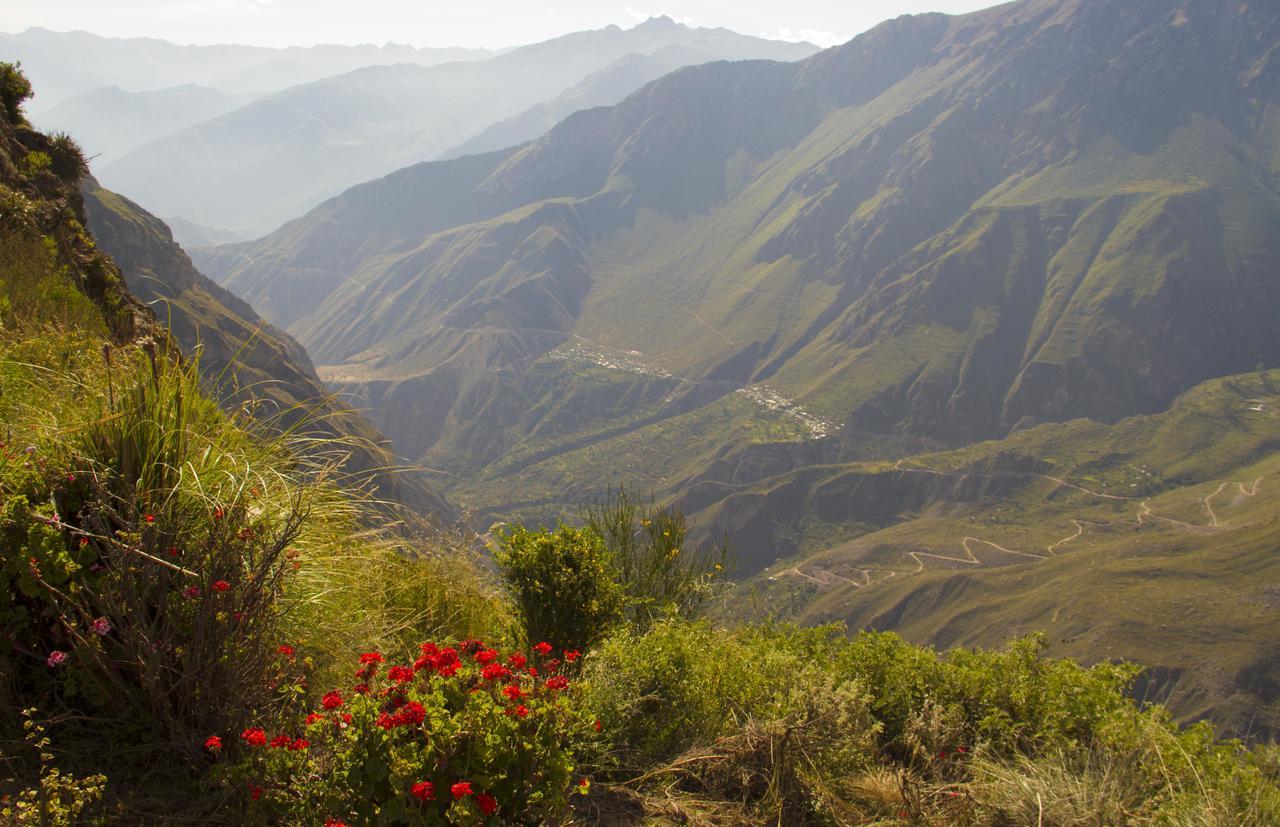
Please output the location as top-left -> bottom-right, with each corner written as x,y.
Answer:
79,179 -> 455,521
718,371 -> 1280,734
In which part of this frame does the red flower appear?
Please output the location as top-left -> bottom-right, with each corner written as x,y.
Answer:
305,713 -> 324,726
278,644 -> 295,658
507,652 -> 527,670
322,690 -> 344,709
420,641 -> 439,656
564,649 -> 581,662
203,735 -> 222,753
451,781 -> 473,798
249,784 -> 263,801
480,663 -> 510,681
401,701 -> 426,725
182,586 -> 200,599
269,733 -> 291,749
144,513 -> 155,524
476,792 -> 498,815
213,507 -> 224,520
212,580 -> 230,592
411,781 -> 435,802
241,727 -> 267,747
474,648 -> 498,664
593,719 -> 603,732
359,651 -> 385,665
341,713 -> 352,726
324,821 -> 348,827
533,641 -> 553,656
289,738 -> 309,751
505,704 -> 530,718
545,675 -> 569,691
352,683 -> 370,695
503,684 -> 524,701
387,665 -> 415,684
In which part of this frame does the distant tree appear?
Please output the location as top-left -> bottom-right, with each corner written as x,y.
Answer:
0,61 -> 33,124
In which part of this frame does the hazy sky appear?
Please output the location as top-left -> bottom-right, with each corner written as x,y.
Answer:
0,1 -> 1002,51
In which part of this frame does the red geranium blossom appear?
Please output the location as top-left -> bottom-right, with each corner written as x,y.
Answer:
451,781 -> 473,798
278,644 -> 295,658
212,580 -> 230,592
474,648 -> 498,664
411,780 -> 435,802
289,738 -> 309,751
322,690 -> 344,709
476,792 -> 498,815
359,651 -> 385,665
564,649 -> 581,662
352,683 -> 371,695
545,675 -> 569,691
480,663 -> 510,681
507,652 -> 527,670
204,735 -> 222,753
505,704 -> 530,718
241,728 -> 267,747
249,784 -> 263,801
533,641 -> 553,656
269,734 -> 291,749
503,684 -> 524,701
386,665 -> 415,684
305,713 -> 324,726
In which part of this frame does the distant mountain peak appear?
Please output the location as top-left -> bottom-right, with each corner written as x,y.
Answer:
637,15 -> 682,30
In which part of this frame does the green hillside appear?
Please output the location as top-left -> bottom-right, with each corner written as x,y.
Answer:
79,178 -> 454,521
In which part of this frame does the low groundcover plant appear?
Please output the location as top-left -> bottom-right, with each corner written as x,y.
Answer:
209,638 -> 590,825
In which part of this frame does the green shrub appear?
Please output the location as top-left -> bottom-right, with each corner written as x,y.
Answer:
582,486 -> 726,630
0,709 -> 107,826
45,133 -> 89,183
0,340 -> 315,750
17,151 -> 50,177
493,523 -> 624,652
0,62 -> 33,124
217,639 -> 589,824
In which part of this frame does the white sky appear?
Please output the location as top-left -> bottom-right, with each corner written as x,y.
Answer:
0,1 -> 1003,51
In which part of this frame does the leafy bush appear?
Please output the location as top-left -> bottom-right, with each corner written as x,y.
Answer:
0,62 -> 33,124
0,340 -> 316,750
0,709 -> 107,826
217,639 -> 589,824
493,523 -> 624,652
582,486 -> 726,630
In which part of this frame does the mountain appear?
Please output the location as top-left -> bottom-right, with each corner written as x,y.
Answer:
722,370 -> 1280,734
163,214 -> 245,249
439,41 -> 809,160
79,178 -> 454,522
96,18 -> 817,237
0,27 -> 494,113
34,84 -> 258,165
199,0 -> 1280,503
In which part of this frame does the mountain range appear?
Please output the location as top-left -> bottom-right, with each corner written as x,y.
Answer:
91,18 -> 817,238
195,0 -> 1280,729
0,27 -> 494,114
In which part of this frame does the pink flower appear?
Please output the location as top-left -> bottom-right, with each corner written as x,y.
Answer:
46,650 -> 67,668
182,586 -> 200,599
89,617 -> 111,636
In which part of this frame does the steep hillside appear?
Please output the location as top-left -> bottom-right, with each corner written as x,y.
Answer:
79,178 -> 454,521
97,18 -> 816,237
722,371 -> 1280,735
439,41 -> 799,160
199,0 -> 1280,536
35,84 -> 257,165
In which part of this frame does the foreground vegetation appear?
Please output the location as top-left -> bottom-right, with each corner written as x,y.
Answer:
1,61 -> 1278,824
